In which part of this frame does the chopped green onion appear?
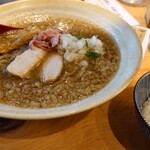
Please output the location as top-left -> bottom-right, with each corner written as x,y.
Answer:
85,51 -> 101,58
85,40 -> 88,48
76,35 -> 83,40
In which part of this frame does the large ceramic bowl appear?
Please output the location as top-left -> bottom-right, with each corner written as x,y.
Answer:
0,0 -> 142,119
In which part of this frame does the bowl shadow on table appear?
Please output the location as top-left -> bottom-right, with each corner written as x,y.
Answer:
0,108 -> 91,139
108,86 -> 150,150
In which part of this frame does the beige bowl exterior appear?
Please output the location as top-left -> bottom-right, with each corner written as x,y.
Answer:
0,0 -> 142,119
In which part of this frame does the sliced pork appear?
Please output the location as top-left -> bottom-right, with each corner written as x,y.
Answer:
7,46 -> 47,78
29,28 -> 61,51
39,52 -> 63,82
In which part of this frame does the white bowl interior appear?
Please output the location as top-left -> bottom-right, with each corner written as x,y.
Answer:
0,0 -> 142,119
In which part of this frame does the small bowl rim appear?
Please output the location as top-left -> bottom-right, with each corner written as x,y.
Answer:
134,71 -> 150,129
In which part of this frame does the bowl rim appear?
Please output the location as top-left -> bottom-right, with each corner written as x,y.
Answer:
134,71 -> 150,129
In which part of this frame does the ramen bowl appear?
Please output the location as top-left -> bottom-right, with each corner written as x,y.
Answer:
0,0 -> 142,119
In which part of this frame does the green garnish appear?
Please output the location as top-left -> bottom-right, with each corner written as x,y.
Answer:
85,40 -> 88,47
85,51 -> 101,58
76,35 -> 83,40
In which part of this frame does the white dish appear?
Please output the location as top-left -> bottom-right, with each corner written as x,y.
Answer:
0,0 -> 142,119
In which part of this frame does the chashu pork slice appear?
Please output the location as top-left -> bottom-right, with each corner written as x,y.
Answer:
7,46 -> 47,78
40,52 -> 63,82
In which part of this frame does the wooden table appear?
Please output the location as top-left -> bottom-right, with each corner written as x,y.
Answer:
0,1 -> 150,150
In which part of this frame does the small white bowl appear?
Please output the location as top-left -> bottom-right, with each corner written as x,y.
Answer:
0,0 -> 142,119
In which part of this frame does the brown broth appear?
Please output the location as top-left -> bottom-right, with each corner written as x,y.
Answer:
0,16 -> 120,108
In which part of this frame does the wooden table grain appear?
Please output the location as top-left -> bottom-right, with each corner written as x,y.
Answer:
0,1 -> 150,150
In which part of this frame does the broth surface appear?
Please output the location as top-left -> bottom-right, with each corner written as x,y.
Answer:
0,16 -> 120,108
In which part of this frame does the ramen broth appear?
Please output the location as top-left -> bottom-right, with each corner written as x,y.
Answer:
0,16 -> 120,108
